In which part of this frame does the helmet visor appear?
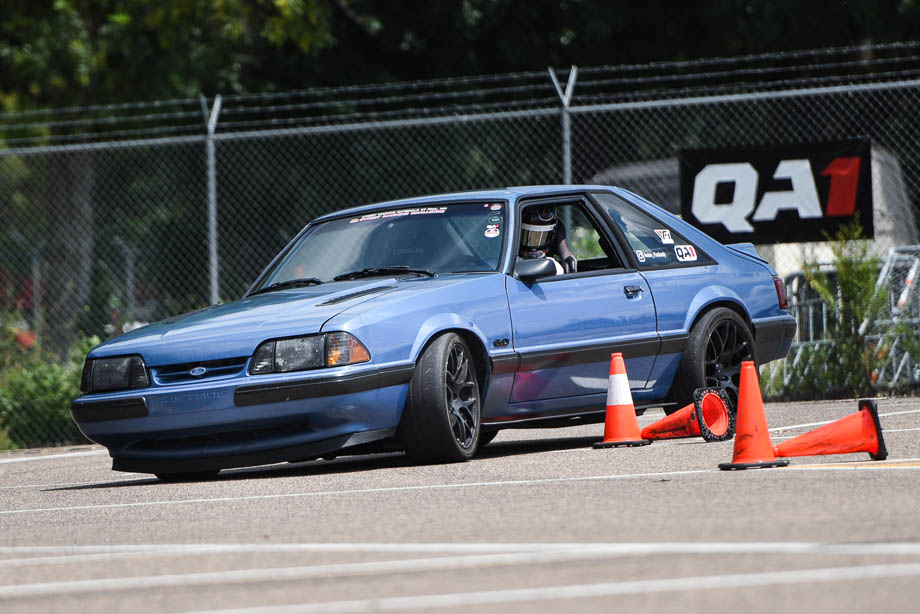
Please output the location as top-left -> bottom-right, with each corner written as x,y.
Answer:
521,223 -> 554,249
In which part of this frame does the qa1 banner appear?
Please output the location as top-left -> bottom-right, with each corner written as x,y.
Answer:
678,139 -> 872,244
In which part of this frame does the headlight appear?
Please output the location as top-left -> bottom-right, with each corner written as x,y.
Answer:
249,332 -> 370,375
80,355 -> 149,393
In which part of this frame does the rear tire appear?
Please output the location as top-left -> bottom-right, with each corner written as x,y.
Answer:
399,333 -> 481,462
668,307 -> 755,414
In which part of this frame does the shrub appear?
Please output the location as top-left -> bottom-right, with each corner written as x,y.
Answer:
0,357 -> 85,447
0,325 -> 98,449
763,222 -> 920,400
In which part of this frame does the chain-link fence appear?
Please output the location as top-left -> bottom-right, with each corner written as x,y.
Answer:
3,42 -> 920,446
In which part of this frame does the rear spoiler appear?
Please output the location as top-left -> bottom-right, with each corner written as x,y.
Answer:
726,242 -> 768,264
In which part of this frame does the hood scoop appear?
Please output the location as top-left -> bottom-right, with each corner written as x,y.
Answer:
316,285 -> 394,306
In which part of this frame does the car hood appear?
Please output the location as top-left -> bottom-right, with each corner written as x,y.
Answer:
89,280 -> 399,365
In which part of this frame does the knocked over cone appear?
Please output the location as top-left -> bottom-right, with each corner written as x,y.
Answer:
774,399 -> 888,461
641,388 -> 734,442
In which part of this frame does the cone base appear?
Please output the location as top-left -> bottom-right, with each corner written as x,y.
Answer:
593,439 -> 652,449
719,459 -> 789,471
862,399 -> 888,461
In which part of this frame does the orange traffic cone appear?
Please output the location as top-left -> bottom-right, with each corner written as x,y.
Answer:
773,399 -> 888,461
641,402 -> 701,440
695,388 -> 736,443
718,361 -> 788,470
593,353 -> 651,449
641,388 -> 735,442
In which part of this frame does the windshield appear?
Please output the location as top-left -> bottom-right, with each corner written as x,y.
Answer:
255,201 -> 506,289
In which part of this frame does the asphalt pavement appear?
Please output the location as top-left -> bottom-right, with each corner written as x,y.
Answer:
2,397 -> 920,613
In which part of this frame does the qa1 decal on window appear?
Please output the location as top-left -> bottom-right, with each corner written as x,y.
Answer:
674,245 -> 697,262
678,139 -> 872,244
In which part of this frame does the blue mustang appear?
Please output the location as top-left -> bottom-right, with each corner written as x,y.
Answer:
71,186 -> 795,480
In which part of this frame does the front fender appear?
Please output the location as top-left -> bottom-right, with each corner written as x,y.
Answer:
408,314 -> 491,363
320,274 -> 513,371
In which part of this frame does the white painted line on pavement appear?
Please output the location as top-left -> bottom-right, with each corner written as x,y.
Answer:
0,469 -> 712,516
5,544 -> 920,598
0,450 -> 107,464
5,541 -> 920,566
879,408 -> 920,418
0,551 -> 584,598
175,562 -> 920,614
771,407 -> 920,433
791,465 -> 920,472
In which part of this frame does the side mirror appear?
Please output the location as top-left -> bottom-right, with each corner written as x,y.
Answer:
515,257 -> 556,281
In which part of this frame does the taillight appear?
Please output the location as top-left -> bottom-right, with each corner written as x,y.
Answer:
773,276 -> 788,310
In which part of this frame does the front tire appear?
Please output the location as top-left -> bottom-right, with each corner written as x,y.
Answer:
399,333 -> 481,462
669,307 -> 755,413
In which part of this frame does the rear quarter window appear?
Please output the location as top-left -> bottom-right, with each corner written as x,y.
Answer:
592,192 -> 713,269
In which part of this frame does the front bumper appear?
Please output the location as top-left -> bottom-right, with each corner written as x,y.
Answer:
70,365 -> 414,473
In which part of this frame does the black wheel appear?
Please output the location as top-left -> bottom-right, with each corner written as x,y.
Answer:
668,307 -> 755,414
399,333 -> 481,462
155,471 -> 220,482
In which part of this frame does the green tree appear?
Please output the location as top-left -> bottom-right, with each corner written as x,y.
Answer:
0,1 -> 336,353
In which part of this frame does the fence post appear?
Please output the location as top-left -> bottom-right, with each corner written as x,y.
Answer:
548,66 -> 578,185
201,94 -> 223,305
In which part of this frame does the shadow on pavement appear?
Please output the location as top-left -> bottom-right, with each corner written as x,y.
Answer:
47,433 -> 601,491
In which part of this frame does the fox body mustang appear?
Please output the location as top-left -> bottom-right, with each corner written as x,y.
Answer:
71,186 -> 795,479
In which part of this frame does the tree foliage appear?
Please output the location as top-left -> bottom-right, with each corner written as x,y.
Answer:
0,0 -> 334,109
3,1 -> 920,111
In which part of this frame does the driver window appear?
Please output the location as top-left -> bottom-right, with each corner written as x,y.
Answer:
518,201 -> 623,275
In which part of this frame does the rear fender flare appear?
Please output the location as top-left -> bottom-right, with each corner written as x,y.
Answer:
682,286 -> 753,333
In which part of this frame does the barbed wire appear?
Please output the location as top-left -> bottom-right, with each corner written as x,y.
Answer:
1,40 -> 919,144
575,54 -> 920,93
0,123 -> 206,147
215,97 -> 561,132
218,71 -> 553,104
577,40 -> 920,75
581,67 -> 920,105
0,96 -> 201,121
0,110 -> 204,133
218,82 -> 556,118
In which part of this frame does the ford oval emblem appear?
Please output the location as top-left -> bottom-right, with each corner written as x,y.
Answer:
190,366 -> 207,377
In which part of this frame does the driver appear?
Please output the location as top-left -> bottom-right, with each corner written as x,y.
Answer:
519,206 -> 577,274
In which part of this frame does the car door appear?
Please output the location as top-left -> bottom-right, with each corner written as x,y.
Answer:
592,190 -> 720,393
506,198 -> 659,404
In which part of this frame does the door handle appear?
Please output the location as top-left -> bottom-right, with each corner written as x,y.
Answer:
624,285 -> 644,298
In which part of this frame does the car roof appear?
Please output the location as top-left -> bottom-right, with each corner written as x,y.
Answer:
311,185 -> 621,223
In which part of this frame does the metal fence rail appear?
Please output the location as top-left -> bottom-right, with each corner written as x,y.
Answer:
3,42 -> 920,445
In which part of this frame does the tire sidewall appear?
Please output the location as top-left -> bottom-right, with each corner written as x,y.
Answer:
672,307 -> 756,410
400,332 -> 482,462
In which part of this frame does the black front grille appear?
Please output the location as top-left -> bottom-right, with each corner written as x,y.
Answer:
151,357 -> 248,385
